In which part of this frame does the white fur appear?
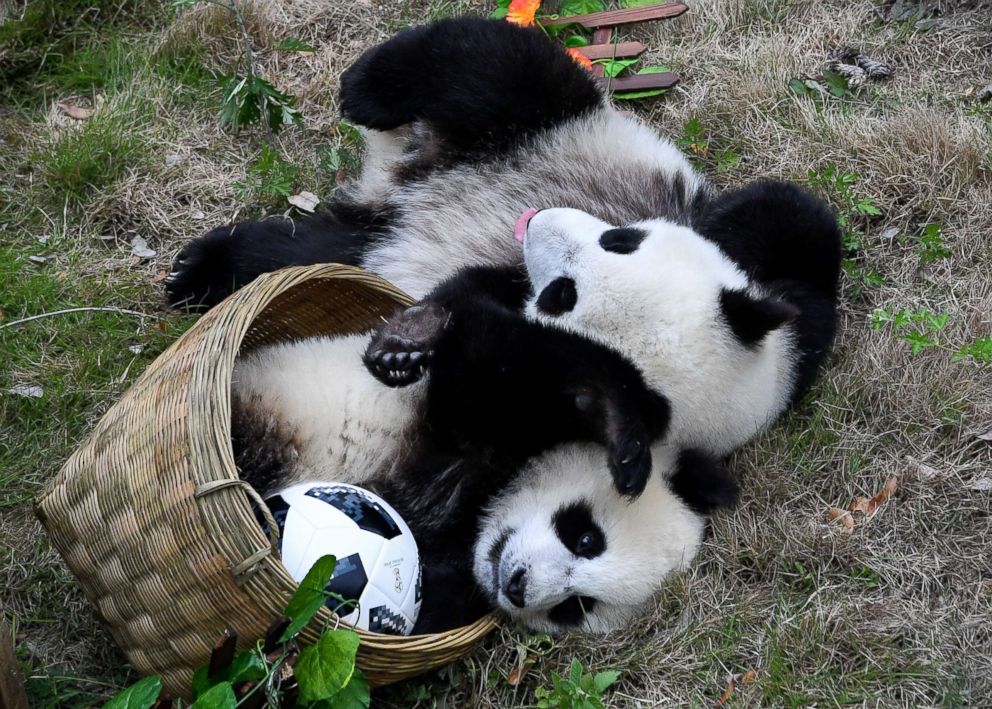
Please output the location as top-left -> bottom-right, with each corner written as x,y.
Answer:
474,443 -> 705,634
351,107 -> 706,299
231,333 -> 425,488
522,208 -> 799,454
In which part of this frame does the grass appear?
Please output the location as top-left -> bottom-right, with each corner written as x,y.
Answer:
2,0 -> 991,706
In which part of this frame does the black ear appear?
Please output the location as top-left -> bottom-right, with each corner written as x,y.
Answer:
669,449 -> 739,514
720,288 -> 799,347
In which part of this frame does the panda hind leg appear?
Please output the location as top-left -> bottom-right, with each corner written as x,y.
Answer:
340,18 -> 602,154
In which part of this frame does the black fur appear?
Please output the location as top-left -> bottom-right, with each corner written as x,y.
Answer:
340,18 -> 602,156
547,595 -> 598,626
668,449 -> 740,515
699,180 -> 842,402
535,276 -> 578,316
166,207 -> 392,311
368,265 -> 672,498
599,227 -> 648,254
719,289 -> 799,347
552,501 -> 606,559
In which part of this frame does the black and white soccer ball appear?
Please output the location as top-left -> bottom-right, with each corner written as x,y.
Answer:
262,482 -> 422,635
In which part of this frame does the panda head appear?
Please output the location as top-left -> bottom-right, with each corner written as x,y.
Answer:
519,206 -> 798,374
473,444 -> 735,634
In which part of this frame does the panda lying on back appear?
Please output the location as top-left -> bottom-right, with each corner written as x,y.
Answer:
167,17 -> 842,463
232,284 -> 738,634
171,17 -> 842,633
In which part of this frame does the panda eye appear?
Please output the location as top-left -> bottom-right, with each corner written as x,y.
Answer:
599,227 -> 647,254
535,277 -> 577,316
553,501 -> 606,559
577,532 -> 597,554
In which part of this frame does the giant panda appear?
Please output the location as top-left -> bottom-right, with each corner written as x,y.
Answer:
166,16 -> 842,463
232,320 -> 737,635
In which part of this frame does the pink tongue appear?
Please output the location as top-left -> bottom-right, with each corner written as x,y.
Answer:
514,208 -> 539,243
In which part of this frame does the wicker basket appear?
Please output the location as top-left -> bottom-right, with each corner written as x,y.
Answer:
35,264 -> 498,698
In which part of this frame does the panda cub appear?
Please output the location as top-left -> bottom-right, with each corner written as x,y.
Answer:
166,17 -> 842,464
231,307 -> 736,634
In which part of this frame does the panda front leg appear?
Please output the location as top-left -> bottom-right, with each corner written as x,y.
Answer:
364,277 -> 669,497
166,210 -> 380,312
340,17 -> 603,155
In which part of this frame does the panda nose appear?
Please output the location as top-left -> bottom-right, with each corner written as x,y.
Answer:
503,567 -> 527,608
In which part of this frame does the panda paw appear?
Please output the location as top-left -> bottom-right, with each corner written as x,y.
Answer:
608,430 -> 652,498
363,303 -> 449,387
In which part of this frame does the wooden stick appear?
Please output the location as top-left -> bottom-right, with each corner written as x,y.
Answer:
577,41 -> 646,60
0,617 -> 28,709
589,28 -> 612,77
599,72 -> 680,92
542,2 -> 688,29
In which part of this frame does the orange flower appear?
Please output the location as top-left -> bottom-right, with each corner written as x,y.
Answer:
566,47 -> 594,71
506,0 -> 540,27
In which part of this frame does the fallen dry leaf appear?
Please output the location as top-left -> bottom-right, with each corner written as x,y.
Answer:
826,507 -> 854,534
152,269 -> 169,283
849,476 -> 898,517
905,456 -> 941,481
153,321 -> 168,332
879,226 -> 899,240
191,209 -> 206,220
164,154 -> 182,167
9,384 -> 43,398
130,236 -> 156,259
506,663 -> 529,686
57,100 -> 93,120
128,344 -> 144,355
976,429 -> 992,442
967,478 -> 992,491
715,675 -> 736,707
287,190 -> 319,213
28,255 -> 49,264
742,669 -> 757,686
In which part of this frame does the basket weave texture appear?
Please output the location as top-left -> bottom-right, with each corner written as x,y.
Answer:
35,264 -> 498,697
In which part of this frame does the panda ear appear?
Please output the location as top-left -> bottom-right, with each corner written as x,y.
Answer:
669,449 -> 739,514
719,288 -> 799,347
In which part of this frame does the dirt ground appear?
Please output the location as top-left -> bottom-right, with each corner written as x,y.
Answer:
1,0 -> 990,705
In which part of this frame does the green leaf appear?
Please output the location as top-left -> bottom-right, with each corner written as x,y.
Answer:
560,0 -> 606,15
327,668 -> 371,709
620,0 -> 663,6
595,57 -> 639,78
821,70 -> 850,97
189,682 -> 236,709
296,629 -> 361,703
228,649 -> 267,684
788,77 -> 808,95
592,670 -> 620,693
190,665 -> 210,699
613,65 -> 673,100
564,34 -> 591,48
490,7 -> 509,18
281,554 -> 337,641
275,37 -> 316,52
104,676 -> 162,709
569,659 -> 583,685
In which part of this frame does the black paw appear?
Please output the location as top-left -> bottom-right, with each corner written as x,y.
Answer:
608,431 -> 652,498
363,303 -> 449,387
164,228 -> 240,312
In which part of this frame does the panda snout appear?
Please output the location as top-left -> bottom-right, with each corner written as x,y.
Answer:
502,566 -> 528,608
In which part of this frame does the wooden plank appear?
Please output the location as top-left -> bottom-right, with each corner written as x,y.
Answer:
588,28 -> 612,77
576,41 -> 647,60
542,3 -> 689,29
599,72 -> 680,92
0,616 -> 28,709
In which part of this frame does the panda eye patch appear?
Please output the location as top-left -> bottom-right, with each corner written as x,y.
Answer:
535,277 -> 578,316
552,501 -> 606,559
599,227 -> 647,254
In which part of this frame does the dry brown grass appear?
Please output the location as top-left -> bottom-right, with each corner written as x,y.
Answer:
2,0 -> 991,705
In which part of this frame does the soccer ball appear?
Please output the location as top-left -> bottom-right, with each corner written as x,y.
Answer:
260,482 -> 422,635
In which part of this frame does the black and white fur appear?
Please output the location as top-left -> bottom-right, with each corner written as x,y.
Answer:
231,323 -> 736,634
171,18 -> 840,633
166,17 -> 840,459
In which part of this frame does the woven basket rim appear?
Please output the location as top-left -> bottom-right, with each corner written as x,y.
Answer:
193,264 -> 500,643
